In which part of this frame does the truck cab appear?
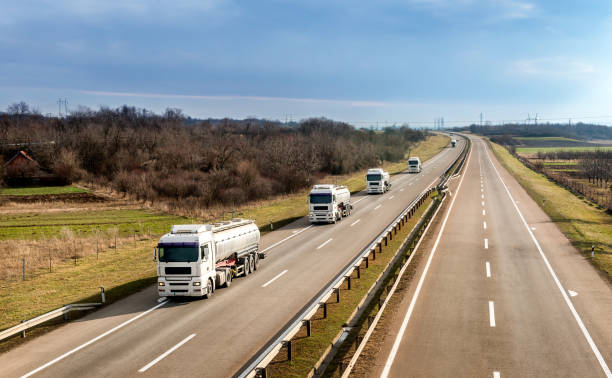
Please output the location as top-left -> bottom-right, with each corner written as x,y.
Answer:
408,157 -> 422,173
366,168 -> 390,194
156,225 -> 216,297
451,139 -> 456,147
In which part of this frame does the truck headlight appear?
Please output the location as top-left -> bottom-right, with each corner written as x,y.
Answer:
193,282 -> 201,286
158,282 -> 165,286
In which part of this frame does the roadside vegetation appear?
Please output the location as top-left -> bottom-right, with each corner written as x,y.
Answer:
489,141 -> 612,281
0,186 -> 87,196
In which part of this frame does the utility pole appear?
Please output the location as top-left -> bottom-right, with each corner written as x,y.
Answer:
480,113 -> 483,126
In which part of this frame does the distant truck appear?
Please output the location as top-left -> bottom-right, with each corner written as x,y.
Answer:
309,184 -> 352,223
366,168 -> 390,194
408,157 -> 422,173
155,219 -> 261,297
451,139 -> 457,147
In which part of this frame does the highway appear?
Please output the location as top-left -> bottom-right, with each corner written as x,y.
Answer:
0,139 -> 464,378
367,136 -> 612,377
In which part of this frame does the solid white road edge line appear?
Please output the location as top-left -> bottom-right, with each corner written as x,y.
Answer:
486,262 -> 491,278
489,301 -> 496,327
259,225 -> 313,254
341,183 -> 448,378
484,143 -> 612,377
21,300 -> 169,378
316,238 -> 333,250
350,219 -> 361,227
261,269 -> 288,288
380,140 -> 472,378
138,333 -> 196,373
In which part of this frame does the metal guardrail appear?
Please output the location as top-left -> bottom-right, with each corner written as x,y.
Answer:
0,286 -> 106,342
237,137 -> 468,378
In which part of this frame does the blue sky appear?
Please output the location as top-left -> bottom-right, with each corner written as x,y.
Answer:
1,0 -> 611,126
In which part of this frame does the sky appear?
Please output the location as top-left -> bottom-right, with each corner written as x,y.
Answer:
1,0 -> 612,127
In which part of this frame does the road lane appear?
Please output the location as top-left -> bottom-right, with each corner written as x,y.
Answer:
371,136 -> 612,377
0,140 -> 463,378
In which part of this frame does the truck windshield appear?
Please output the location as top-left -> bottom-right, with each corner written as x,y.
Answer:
310,193 -> 332,204
409,161 -> 418,165
158,247 -> 198,262
367,174 -> 382,181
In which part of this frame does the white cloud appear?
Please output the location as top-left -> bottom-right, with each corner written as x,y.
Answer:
79,89 -> 394,108
513,57 -> 596,77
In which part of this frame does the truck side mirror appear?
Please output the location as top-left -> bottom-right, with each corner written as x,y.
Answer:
153,247 -> 158,262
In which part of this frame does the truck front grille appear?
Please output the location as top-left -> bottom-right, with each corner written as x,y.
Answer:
165,267 -> 191,275
313,206 -> 328,211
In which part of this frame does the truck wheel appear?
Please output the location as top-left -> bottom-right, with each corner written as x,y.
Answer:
254,253 -> 260,270
249,253 -> 255,273
243,256 -> 250,276
204,279 -> 214,299
223,270 -> 232,288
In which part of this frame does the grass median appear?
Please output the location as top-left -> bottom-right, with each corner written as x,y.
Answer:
0,186 -> 88,196
490,141 -> 612,279
266,194 -> 436,377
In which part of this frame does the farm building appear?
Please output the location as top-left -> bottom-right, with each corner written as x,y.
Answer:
2,150 -> 62,186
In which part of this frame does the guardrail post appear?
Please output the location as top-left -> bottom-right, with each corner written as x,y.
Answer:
363,256 -> 369,268
346,276 -> 351,290
100,286 -> 105,304
303,319 -> 311,337
320,302 -> 327,318
389,230 -> 393,241
335,288 -> 340,303
255,367 -> 267,378
283,340 -> 292,361
384,236 -> 388,246
270,220 -> 274,231
372,248 -> 376,260
356,265 -> 361,278
22,258 -> 26,281
20,320 -> 25,338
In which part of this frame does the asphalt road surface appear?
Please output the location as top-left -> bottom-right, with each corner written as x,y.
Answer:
0,139 -> 464,378
372,136 -> 612,378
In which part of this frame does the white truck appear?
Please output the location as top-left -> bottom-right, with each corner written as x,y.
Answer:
154,219 -> 261,298
366,168 -> 391,194
451,139 -> 457,147
308,184 -> 352,223
408,157 -> 422,173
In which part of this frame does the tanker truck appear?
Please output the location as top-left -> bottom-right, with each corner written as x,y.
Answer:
154,218 -> 261,298
366,168 -> 391,194
308,184 -> 352,224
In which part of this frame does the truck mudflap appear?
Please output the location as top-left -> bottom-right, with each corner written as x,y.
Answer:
258,252 -> 266,259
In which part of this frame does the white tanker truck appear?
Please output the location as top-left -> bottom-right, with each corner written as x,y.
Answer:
308,184 -> 352,224
154,219 -> 261,298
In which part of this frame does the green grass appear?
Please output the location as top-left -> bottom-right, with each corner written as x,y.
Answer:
267,194 -> 436,377
490,142 -> 612,279
0,238 -> 157,331
0,209 -> 187,240
516,146 -> 612,154
542,161 -> 578,166
0,186 -> 88,196
514,136 -> 582,142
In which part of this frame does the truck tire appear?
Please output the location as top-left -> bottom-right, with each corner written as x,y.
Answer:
253,253 -> 260,271
223,270 -> 232,288
204,279 -> 214,299
249,253 -> 255,273
243,256 -> 250,277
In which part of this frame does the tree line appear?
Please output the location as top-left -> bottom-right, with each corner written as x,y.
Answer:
465,123 -> 612,140
535,150 -> 612,189
0,103 -> 426,209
